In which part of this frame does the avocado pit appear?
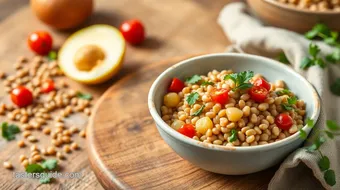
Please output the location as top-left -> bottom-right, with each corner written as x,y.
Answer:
74,45 -> 105,71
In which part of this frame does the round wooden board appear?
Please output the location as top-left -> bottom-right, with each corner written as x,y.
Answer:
87,55 -> 277,190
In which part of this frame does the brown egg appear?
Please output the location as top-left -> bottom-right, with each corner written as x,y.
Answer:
30,0 -> 93,30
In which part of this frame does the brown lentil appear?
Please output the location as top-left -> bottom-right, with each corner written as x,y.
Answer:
3,161 -> 13,169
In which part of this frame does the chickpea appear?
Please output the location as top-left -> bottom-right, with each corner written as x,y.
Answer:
226,107 -> 243,122
171,120 -> 185,130
163,93 -> 180,108
195,117 -> 213,134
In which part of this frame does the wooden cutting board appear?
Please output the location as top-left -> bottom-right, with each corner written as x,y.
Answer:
87,55 -> 277,190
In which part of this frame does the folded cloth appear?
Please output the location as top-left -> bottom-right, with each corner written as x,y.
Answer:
218,2 -> 340,190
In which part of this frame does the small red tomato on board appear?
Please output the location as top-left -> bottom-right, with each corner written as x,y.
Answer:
253,78 -> 271,91
178,124 -> 196,138
11,86 -> 33,107
168,78 -> 185,93
275,113 -> 293,130
120,19 -> 145,45
210,88 -> 230,105
249,86 -> 269,103
41,79 -> 55,93
28,31 -> 53,55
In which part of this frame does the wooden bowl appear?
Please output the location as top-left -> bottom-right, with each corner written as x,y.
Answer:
247,0 -> 340,33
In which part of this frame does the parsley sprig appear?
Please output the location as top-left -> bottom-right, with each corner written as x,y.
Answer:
228,129 -> 237,143
300,43 -> 326,69
186,92 -> 199,105
26,159 -> 58,184
76,91 -> 92,100
201,81 -> 214,86
224,71 -> 254,91
277,52 -> 290,64
186,75 -> 202,84
191,105 -> 205,116
281,96 -> 297,111
299,118 -> 340,186
303,23 -> 340,96
1,122 -> 20,141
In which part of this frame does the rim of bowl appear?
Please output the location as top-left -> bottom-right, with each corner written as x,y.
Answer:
264,0 -> 340,15
148,53 -> 321,152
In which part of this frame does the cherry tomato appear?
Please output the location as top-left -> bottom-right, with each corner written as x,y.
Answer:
41,79 -> 55,93
168,78 -> 185,93
28,31 -> 53,55
275,113 -> 293,130
120,19 -> 145,45
178,124 -> 196,138
249,86 -> 269,103
11,86 -> 33,107
253,78 -> 271,91
210,88 -> 230,105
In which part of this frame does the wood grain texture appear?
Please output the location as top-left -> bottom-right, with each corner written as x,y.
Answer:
87,55 -> 277,190
0,0 -> 231,189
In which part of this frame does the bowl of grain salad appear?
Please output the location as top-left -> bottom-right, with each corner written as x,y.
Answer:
148,53 -> 320,175
247,0 -> 340,33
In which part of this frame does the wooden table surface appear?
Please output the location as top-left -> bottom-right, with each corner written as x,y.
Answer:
0,0 -> 232,189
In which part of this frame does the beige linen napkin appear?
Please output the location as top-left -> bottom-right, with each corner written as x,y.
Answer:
218,2 -> 340,190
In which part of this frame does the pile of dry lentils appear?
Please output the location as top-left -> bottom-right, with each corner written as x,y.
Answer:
277,0 -> 340,11
0,56 -> 91,170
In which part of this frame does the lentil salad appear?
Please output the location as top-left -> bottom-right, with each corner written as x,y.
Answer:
161,70 -> 306,147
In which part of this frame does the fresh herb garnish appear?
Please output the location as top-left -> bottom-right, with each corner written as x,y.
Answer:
326,49 -> 340,63
299,129 -> 307,139
41,159 -> 58,170
305,23 -> 331,40
276,89 -> 291,96
186,92 -> 199,106
300,43 -> 326,69
76,92 -> 92,100
324,170 -> 336,186
299,118 -> 339,186
185,75 -> 202,84
306,117 -> 314,128
228,129 -> 237,143
191,105 -> 205,116
330,78 -> 340,96
224,71 -> 254,91
26,164 -> 45,173
201,81 -> 214,86
277,52 -> 290,64
47,51 -> 57,61
281,96 -> 297,111
326,120 -> 340,131
26,159 -> 58,184
1,122 -> 20,141
39,173 -> 52,184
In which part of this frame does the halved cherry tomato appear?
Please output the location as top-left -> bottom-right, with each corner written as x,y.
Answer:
253,78 -> 271,91
41,79 -> 55,93
275,113 -> 293,130
178,124 -> 196,138
11,86 -> 33,107
120,19 -> 145,45
210,88 -> 230,105
168,78 -> 185,93
28,31 -> 53,55
249,86 -> 268,103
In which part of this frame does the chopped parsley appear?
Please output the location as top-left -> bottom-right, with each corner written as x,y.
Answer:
191,105 -> 205,116
1,122 -> 20,141
185,75 -> 202,84
76,92 -> 92,100
228,129 -> 237,143
186,92 -> 199,105
201,81 -> 214,86
224,71 -> 254,91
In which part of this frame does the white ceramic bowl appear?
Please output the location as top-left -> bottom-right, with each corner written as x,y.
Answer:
148,53 -> 320,175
